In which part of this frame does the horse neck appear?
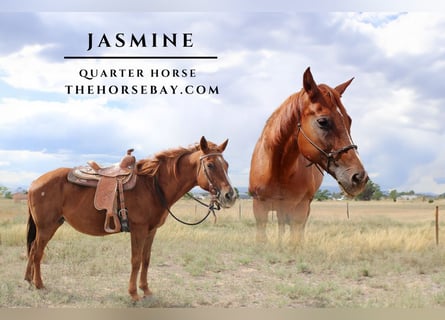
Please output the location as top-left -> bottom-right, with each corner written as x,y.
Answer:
265,92 -> 302,162
157,152 -> 200,207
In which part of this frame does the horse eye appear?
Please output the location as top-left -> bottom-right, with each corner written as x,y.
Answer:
207,162 -> 215,169
317,118 -> 330,130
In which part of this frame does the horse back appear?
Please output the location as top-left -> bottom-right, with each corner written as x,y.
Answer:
28,167 -> 71,207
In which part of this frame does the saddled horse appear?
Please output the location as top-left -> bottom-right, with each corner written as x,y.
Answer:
249,67 -> 368,247
25,136 -> 236,301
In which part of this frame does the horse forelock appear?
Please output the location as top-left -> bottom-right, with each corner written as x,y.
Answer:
318,84 -> 349,118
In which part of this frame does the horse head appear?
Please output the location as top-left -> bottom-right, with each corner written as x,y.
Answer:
197,136 -> 236,208
297,67 -> 368,196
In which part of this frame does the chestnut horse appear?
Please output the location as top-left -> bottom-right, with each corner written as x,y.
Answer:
249,68 -> 368,247
25,136 -> 236,301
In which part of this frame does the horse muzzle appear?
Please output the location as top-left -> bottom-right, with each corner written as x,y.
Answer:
336,168 -> 368,197
215,186 -> 236,208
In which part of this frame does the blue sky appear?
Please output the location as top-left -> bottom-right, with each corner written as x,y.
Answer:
0,10 -> 445,194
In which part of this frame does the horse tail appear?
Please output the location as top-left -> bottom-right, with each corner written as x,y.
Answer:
26,208 -> 36,256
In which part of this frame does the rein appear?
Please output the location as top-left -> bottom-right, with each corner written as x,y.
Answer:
170,194 -> 220,226
154,153 -> 225,226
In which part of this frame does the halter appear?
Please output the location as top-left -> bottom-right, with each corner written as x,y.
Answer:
296,122 -> 357,175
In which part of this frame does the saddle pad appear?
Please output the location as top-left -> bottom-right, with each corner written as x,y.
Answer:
67,168 -> 138,190
94,177 -> 118,212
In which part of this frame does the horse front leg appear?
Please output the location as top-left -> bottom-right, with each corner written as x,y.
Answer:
253,199 -> 269,244
276,211 -> 286,247
289,222 -> 306,248
128,225 -> 148,301
139,228 -> 157,297
288,201 -> 310,249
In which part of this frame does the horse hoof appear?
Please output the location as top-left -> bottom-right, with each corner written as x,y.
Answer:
130,294 -> 141,302
143,291 -> 153,298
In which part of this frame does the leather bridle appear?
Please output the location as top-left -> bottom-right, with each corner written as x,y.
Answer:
198,152 -> 226,199
296,90 -> 359,175
296,122 -> 357,175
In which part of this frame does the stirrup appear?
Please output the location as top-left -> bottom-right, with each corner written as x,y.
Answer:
104,212 -> 121,233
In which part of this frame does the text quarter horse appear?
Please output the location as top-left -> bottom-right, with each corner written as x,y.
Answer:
25,137 -> 236,301
249,67 -> 368,247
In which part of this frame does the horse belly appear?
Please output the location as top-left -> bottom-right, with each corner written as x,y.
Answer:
61,185 -> 110,235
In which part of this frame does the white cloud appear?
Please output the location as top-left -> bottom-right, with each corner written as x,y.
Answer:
0,149 -> 70,188
336,13 -> 445,57
0,44 -> 69,93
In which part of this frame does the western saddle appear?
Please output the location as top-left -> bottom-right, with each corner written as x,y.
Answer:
67,149 -> 137,233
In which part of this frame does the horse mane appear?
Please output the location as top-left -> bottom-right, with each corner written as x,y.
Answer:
264,92 -> 301,147
136,144 -> 201,179
264,85 -> 346,148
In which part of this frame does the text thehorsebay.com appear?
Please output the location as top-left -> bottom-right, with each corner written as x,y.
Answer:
64,33 -> 219,96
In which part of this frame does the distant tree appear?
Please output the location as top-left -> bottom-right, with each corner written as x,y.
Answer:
389,189 -> 398,202
331,191 -> 344,200
0,186 -> 12,199
355,180 -> 382,201
314,189 -> 332,201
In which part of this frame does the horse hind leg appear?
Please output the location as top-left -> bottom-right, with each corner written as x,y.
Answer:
25,214 -> 62,289
24,213 -> 37,284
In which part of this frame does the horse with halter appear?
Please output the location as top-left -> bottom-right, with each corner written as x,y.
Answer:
249,67 -> 368,247
25,136 -> 236,301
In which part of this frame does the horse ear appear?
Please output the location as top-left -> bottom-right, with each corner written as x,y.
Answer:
335,78 -> 354,96
200,136 -> 209,153
218,139 -> 229,152
303,67 -> 320,101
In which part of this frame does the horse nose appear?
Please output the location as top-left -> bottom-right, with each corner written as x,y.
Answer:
222,187 -> 237,206
225,188 -> 235,202
351,170 -> 368,187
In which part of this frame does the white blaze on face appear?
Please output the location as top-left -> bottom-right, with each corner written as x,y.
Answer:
336,106 -> 361,158
217,156 -> 232,187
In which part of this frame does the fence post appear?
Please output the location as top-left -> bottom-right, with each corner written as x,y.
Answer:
435,206 -> 439,246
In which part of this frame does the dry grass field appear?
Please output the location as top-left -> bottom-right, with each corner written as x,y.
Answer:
0,197 -> 445,308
